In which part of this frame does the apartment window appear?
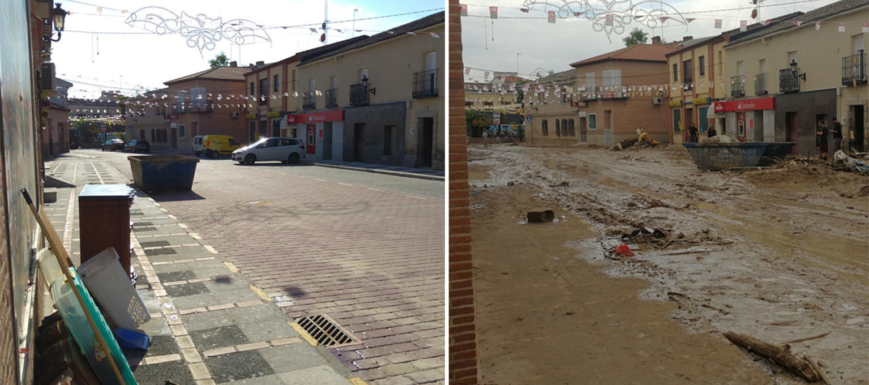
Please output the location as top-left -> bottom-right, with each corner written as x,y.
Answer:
788,51 -> 798,66
737,61 -> 744,76
273,74 -> 280,92
586,73 -> 595,88
259,78 -> 268,105
673,63 -> 679,82
191,87 -> 205,108
249,82 -> 255,96
310,79 -> 316,92
568,119 -> 575,136
759,59 -> 766,74
291,70 -> 297,90
555,119 -> 561,136
699,56 -> 706,77
178,124 -> 185,139
588,114 -> 597,130
683,60 -> 693,83
177,91 -> 185,111
542,119 -> 549,136
358,68 -> 368,81
602,70 -> 621,87
383,125 -> 397,156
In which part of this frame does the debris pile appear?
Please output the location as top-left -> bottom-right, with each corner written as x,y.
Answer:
612,130 -> 660,151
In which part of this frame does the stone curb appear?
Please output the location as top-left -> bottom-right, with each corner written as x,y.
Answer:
312,162 -> 444,182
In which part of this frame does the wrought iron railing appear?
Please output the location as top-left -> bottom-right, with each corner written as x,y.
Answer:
730,75 -> 745,97
842,52 -> 868,86
325,87 -> 338,108
349,83 -> 369,106
302,91 -> 316,110
412,69 -> 438,98
755,72 -> 767,95
779,68 -> 800,93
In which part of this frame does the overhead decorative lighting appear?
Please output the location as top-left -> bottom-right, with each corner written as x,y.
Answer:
521,0 -> 689,42
125,7 -> 271,56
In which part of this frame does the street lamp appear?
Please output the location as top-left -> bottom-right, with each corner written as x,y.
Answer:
790,59 -> 806,81
360,75 -> 376,96
51,3 -> 67,42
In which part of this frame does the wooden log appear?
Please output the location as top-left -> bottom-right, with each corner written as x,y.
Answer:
723,331 -> 818,383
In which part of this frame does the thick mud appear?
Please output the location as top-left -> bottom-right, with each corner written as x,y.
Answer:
469,144 -> 868,385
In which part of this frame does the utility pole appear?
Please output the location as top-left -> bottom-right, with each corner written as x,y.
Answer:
517,53 -> 521,74
352,8 -> 358,37
323,0 -> 329,45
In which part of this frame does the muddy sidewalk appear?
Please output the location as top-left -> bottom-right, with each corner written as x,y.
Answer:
469,144 -> 868,385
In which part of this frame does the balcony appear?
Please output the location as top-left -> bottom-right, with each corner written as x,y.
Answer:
412,69 -> 438,99
349,83 -> 370,106
302,91 -> 316,110
325,87 -> 338,108
779,68 -> 801,93
730,76 -> 745,97
842,52 -> 868,86
176,103 -> 213,114
755,73 -> 767,95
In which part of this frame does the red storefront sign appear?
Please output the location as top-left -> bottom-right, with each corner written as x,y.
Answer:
713,97 -> 774,113
286,110 -> 344,124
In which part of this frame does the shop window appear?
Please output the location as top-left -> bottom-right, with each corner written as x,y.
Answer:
555,119 -> 561,136
542,119 -> 549,136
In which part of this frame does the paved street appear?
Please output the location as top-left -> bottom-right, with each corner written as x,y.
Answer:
77,149 -> 445,385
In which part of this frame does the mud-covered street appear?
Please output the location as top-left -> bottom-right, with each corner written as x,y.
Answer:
468,144 -> 868,385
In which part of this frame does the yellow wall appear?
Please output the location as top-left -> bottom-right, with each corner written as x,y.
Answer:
725,9 -> 868,96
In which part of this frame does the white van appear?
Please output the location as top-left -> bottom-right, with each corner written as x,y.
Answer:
232,137 -> 305,165
192,135 -> 205,156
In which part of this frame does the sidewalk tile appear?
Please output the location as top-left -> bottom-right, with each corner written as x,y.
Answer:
278,365 -> 350,385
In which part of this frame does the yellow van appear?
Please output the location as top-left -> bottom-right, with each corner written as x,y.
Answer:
193,135 -> 242,158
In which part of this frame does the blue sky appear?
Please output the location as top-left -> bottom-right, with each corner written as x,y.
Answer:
54,0 -> 444,98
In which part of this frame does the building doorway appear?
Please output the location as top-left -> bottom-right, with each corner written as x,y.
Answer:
418,118 -> 434,168
249,121 -> 256,143
353,123 -> 365,162
171,128 -> 177,149
672,108 -> 682,143
323,122 -> 333,160
753,111 -> 764,142
786,112 -> 798,154
579,117 -> 587,142
853,105 -> 865,152
140,129 -> 145,140
272,119 -> 280,137
306,124 -> 316,155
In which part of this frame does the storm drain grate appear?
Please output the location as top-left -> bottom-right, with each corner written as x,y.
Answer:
296,315 -> 361,347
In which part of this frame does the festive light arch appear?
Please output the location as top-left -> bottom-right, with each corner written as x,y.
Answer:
520,0 -> 689,41
125,7 -> 272,56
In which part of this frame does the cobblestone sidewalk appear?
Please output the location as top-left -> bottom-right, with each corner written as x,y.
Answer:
45,156 -> 364,385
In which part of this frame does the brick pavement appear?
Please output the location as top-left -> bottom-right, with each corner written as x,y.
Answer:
85,150 -> 445,385
44,154 -> 362,385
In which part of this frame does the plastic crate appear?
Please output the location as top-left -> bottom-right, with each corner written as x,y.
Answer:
78,248 -> 150,330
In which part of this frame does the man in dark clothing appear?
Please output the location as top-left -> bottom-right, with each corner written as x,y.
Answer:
817,121 -> 829,160
830,117 -> 843,157
707,125 -> 717,138
688,123 -> 699,143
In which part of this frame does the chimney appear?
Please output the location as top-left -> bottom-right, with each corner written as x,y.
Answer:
651,36 -> 661,45
229,61 -> 237,67
683,36 -> 693,42
256,60 -> 265,67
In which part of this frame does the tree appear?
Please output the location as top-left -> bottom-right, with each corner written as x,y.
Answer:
208,52 -> 229,68
623,28 -> 649,46
465,109 -> 493,138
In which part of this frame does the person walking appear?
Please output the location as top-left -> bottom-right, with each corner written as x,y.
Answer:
816,120 -> 829,160
482,129 -> 489,147
830,117 -> 843,157
707,125 -> 717,138
688,122 -> 699,143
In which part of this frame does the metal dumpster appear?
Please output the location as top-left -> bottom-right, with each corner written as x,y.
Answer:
128,155 -> 199,192
682,142 -> 796,171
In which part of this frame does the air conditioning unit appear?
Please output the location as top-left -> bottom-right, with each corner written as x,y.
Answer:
230,112 -> 240,119
652,97 -> 663,105
41,63 -> 57,97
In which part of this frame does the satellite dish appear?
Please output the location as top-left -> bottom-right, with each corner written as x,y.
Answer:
751,9 -> 757,19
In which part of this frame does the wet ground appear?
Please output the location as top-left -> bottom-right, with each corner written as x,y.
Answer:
469,144 -> 869,385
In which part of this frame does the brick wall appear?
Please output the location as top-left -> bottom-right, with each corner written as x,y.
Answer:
0,132 -> 17,385
448,1 -> 478,384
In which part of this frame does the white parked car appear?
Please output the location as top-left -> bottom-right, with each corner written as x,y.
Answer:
232,137 -> 305,165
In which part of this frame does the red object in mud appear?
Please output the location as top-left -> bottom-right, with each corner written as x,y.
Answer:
614,244 -> 634,257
